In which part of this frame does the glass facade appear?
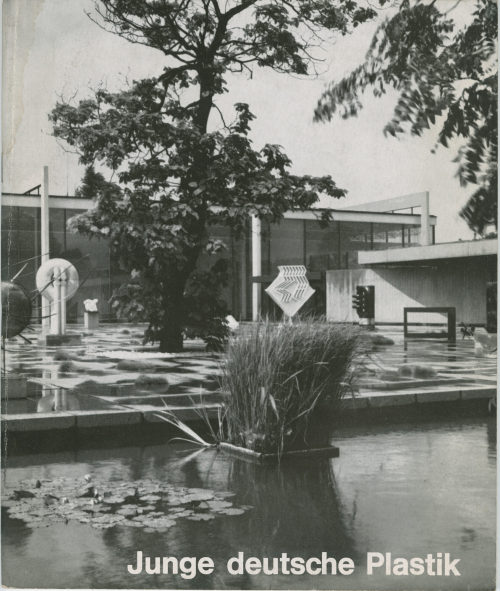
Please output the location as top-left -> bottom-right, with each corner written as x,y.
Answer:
1,201 -> 429,323
261,217 -> 422,274
1,205 -> 127,321
257,217 -> 425,319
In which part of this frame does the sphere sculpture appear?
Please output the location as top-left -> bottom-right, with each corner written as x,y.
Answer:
1,281 -> 32,339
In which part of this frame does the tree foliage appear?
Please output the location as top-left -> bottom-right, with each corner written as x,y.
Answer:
51,0 -> 379,351
315,0 -> 497,236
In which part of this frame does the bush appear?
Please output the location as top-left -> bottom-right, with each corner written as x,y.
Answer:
218,319 -> 360,455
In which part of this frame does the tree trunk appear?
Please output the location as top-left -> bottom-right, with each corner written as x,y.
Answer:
159,324 -> 183,353
155,66 -> 213,353
158,274 -> 187,353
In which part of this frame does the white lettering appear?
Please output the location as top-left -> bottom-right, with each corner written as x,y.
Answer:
367,552 -> 385,575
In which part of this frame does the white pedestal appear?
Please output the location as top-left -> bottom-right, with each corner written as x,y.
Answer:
84,311 -> 99,330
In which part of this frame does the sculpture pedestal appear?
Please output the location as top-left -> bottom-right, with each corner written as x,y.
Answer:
84,311 -> 99,330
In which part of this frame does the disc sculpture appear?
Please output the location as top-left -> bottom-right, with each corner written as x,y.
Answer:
36,258 -> 79,336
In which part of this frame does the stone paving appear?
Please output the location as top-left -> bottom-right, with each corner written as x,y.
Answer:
0,324 -> 496,431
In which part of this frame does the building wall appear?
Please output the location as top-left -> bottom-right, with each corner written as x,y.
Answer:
326,259 -> 496,325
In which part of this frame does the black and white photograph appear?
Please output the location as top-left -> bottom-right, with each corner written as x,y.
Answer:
1,0 -> 497,589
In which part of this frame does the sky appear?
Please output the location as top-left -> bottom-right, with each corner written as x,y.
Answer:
2,0 -> 478,242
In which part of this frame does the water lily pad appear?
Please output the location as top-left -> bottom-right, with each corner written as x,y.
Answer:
220,508 -> 245,516
206,500 -> 232,511
187,513 -> 215,521
116,507 -> 138,517
155,517 -> 176,528
133,516 -> 175,529
103,496 -> 126,504
183,491 -> 214,502
3,474 -> 252,530
169,510 -> 193,519
140,495 -> 161,502
122,520 -> 143,528
166,497 -> 185,507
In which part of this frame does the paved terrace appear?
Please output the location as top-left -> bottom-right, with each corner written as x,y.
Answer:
1,324 -> 496,434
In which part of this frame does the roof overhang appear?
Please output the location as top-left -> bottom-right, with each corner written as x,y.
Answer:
1,193 -> 94,210
358,239 -> 498,266
1,193 -> 437,227
284,209 -> 436,226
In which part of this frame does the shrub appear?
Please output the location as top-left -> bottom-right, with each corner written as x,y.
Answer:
218,319 -> 360,455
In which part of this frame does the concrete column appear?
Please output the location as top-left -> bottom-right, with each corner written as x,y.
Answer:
240,239 -> 247,319
251,215 -> 262,321
40,166 -> 51,330
60,274 -> 67,334
420,191 -> 431,246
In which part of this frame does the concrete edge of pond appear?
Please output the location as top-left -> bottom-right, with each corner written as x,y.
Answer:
219,442 -> 340,463
0,385 -> 496,437
341,385 -> 496,410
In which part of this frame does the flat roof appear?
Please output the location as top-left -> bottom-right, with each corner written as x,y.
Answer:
1,193 -> 437,227
282,208 -> 436,225
358,239 -> 498,265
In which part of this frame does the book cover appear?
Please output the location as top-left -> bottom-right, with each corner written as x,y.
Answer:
1,1 -> 497,590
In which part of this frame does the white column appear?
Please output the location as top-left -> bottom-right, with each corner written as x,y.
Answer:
420,191 -> 431,246
40,166 -> 51,330
50,267 -> 62,335
60,274 -> 67,334
251,216 -> 262,321
240,240 -> 247,320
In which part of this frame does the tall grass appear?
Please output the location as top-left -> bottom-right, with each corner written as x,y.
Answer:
219,319 -> 360,455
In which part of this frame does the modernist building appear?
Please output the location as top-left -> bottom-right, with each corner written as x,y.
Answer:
1,189 -> 496,327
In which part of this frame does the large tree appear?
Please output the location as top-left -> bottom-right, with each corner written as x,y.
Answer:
51,0 -> 379,351
315,0 -> 497,236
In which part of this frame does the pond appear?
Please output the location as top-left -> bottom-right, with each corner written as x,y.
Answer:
1,415 -> 496,590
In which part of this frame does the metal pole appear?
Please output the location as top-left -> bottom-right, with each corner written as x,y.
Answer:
41,166 -> 51,331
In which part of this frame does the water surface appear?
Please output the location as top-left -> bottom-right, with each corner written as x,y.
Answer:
2,416 -> 496,590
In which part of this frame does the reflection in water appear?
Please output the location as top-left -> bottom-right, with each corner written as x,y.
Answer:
39,369 -> 82,412
486,417 -> 496,462
37,390 -> 81,412
223,458 -> 356,560
1,417 -> 496,590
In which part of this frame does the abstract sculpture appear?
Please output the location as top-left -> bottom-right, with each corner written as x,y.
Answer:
36,258 -> 79,336
265,265 -> 315,318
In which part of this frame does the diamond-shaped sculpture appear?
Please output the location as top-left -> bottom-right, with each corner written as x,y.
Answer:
265,265 -> 315,317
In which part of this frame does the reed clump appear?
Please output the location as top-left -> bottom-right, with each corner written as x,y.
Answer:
219,319 -> 360,455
